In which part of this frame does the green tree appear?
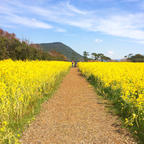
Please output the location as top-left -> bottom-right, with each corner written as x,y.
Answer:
128,54 -> 144,62
91,52 -> 111,62
91,53 -> 98,60
0,37 -> 8,59
83,51 -> 89,61
0,28 -> 67,61
97,53 -> 103,61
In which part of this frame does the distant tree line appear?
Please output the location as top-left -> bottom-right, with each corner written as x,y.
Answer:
124,53 -> 144,62
83,51 -> 111,62
0,29 -> 66,61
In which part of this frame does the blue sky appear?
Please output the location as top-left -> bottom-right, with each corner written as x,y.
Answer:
0,0 -> 144,59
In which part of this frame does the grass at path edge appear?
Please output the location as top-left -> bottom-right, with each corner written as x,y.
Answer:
9,68 -> 71,144
79,73 -> 141,144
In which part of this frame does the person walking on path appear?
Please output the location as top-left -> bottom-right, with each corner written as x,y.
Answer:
74,61 -> 77,67
72,60 -> 74,67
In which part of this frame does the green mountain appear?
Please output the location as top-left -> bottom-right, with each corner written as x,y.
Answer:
39,42 -> 83,61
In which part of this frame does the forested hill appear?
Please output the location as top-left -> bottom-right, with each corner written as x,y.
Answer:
39,42 -> 84,61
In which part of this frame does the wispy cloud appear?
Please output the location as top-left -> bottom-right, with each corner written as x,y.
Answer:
107,51 -> 114,56
95,39 -> 103,43
0,1 -> 53,29
121,0 -> 140,2
3,14 -> 53,29
1,0 -> 144,42
55,28 -> 67,32
135,40 -> 144,44
0,23 -> 15,28
66,1 -> 87,15
96,14 -> 144,40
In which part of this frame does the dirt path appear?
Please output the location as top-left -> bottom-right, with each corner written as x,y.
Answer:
20,68 -> 136,144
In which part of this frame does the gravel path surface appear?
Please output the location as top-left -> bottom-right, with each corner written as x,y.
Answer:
20,68 -> 136,144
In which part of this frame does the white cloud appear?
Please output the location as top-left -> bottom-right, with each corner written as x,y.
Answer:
121,0 -> 140,2
27,3 -> 144,41
95,39 -> 103,43
95,14 -> 144,40
107,51 -> 114,56
0,2 -> 53,29
55,28 -> 67,32
135,40 -> 144,44
1,0 -> 144,42
5,15 -> 53,29
66,1 -> 87,15
0,23 -> 15,28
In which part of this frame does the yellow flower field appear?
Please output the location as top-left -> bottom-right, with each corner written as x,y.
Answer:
78,62 -> 144,136
0,60 -> 71,143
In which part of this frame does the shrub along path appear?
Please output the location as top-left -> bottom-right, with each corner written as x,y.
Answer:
21,68 -> 136,144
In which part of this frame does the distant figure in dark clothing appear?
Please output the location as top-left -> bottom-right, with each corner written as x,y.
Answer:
74,61 -> 77,67
72,60 -> 74,67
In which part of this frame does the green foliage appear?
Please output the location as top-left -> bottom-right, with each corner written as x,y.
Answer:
91,53 -> 98,60
86,75 -> 143,143
83,51 -> 89,61
127,54 -> 144,62
0,29 -> 66,61
91,53 -> 111,61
